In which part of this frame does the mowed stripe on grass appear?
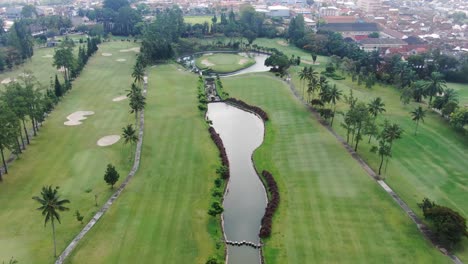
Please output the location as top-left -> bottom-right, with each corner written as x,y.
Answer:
222,73 -> 450,263
0,42 -> 138,263
66,64 -> 219,264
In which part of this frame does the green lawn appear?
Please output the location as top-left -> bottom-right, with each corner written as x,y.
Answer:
447,82 -> 468,106
195,53 -> 255,73
0,47 -> 64,91
0,41 -> 139,263
290,68 -> 468,260
222,73 -> 450,263
65,64 -> 221,263
184,16 -> 213,25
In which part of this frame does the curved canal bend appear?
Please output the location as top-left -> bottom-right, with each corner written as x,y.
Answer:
207,103 -> 267,264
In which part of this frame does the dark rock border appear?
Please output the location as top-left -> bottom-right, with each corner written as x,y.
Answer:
224,98 -> 269,122
259,170 -> 280,239
208,127 -> 230,179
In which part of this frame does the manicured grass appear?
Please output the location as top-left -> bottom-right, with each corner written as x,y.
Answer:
222,73 -> 450,263
253,38 -> 328,66
184,16 -> 213,25
0,46 -> 65,91
0,41 -> 139,263
65,64 -> 222,263
195,53 -> 255,73
447,82 -> 468,106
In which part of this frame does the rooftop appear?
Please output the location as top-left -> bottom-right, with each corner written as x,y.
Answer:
359,38 -> 408,45
319,23 -> 379,32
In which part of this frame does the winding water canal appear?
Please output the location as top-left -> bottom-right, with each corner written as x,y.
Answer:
207,102 -> 267,264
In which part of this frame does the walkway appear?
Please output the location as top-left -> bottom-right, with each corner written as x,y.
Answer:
285,75 -> 463,264
55,75 -> 148,264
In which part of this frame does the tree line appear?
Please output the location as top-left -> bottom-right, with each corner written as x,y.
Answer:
0,37 -> 100,181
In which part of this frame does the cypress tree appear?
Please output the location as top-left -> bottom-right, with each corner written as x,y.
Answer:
54,75 -> 62,98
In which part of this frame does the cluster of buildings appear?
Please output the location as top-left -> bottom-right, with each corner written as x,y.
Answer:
1,0 -> 467,57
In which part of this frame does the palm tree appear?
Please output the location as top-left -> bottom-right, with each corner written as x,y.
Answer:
122,124 -> 138,145
130,94 -> 146,125
126,83 -> 141,100
328,85 -> 342,126
368,97 -> 386,121
410,106 -> 426,135
422,72 -> 446,106
32,186 -> 70,258
298,67 -> 308,99
132,64 -> 145,86
381,122 -> 403,148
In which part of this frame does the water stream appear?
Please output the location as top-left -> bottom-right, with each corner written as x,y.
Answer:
207,102 -> 267,264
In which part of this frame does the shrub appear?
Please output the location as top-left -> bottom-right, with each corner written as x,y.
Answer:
259,170 -> 280,238
208,127 -> 230,178
224,98 -> 269,121
208,201 -> 224,216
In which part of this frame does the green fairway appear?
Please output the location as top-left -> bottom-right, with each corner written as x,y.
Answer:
65,64 -> 221,263
447,82 -> 468,106
195,53 -> 255,73
0,41 -> 138,263
184,16 -> 213,25
289,68 -> 468,260
0,47 -> 64,91
222,73 -> 450,263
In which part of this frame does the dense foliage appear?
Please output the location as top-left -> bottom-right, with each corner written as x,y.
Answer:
224,98 -> 269,121
259,170 -> 280,239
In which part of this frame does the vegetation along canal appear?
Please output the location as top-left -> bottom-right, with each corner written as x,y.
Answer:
207,102 -> 267,264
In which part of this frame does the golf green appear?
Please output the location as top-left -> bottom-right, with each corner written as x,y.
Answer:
195,53 -> 255,73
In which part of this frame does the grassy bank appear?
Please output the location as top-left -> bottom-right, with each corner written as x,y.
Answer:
66,64 -> 222,263
195,53 -> 255,73
0,41 -> 139,263
222,73 -> 450,263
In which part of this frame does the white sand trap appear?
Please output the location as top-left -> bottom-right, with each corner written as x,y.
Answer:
1,78 -> 14,84
97,135 -> 121,146
201,59 -> 214,67
239,58 -> 249,65
277,40 -> 288,46
42,54 -> 53,58
64,111 -> 94,126
112,95 -> 127,102
204,52 -> 213,56
119,47 -> 140,53
116,58 -> 126,62
102,53 -> 112,56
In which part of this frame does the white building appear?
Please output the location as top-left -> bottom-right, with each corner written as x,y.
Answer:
319,6 -> 339,17
266,6 -> 290,18
357,0 -> 382,14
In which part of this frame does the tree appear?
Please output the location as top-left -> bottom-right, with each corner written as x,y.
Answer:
132,63 -> 145,86
54,75 -> 62,98
103,0 -> 129,12
32,186 -> 70,257
422,72 -> 447,105
298,67 -> 308,99
53,47 -> 75,83
410,106 -> 426,135
122,124 -> 138,146
21,5 -> 37,18
367,97 -> 386,141
0,102 -> 19,178
418,198 -> 467,249
104,164 -> 120,188
350,102 -> 370,151
129,92 -> 146,124
450,107 -> 468,130
327,85 -> 342,126
75,210 -> 84,224
368,32 -> 379,38
370,138 -> 391,175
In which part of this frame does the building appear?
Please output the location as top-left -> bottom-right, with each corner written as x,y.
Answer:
266,6 -> 290,18
304,17 -> 317,31
323,16 -> 358,23
358,38 -> 407,52
5,6 -> 22,20
319,6 -> 339,17
357,0 -> 382,14
319,22 -> 380,38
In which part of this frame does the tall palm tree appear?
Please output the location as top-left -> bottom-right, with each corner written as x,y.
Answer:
132,64 -> 145,86
328,85 -> 342,126
298,67 -> 308,99
368,97 -> 386,121
381,121 -> 403,148
410,106 -> 426,135
122,124 -> 138,145
422,72 -> 446,106
130,94 -> 146,125
126,83 -> 141,100
32,186 -> 70,258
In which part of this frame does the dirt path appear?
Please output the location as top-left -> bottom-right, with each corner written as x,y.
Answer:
55,74 -> 148,264
284,75 -> 463,264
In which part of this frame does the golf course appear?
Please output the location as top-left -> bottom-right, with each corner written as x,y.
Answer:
195,53 -> 256,73
0,32 -> 466,264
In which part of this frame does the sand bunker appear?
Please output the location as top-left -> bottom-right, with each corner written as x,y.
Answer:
204,53 -> 213,56
64,111 -> 94,126
1,78 -> 15,84
201,59 -> 214,67
112,95 -> 127,102
277,40 -> 288,46
116,58 -> 126,62
97,135 -> 121,146
119,47 -> 140,53
42,54 -> 53,58
102,53 -> 112,56
238,58 -> 249,65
